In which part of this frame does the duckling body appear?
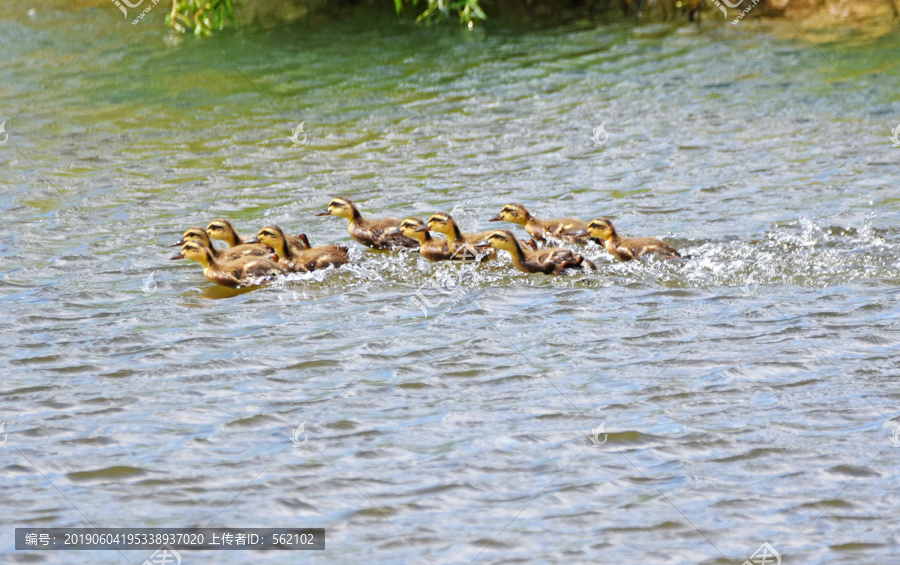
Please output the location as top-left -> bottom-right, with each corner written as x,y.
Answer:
490,203 -> 588,244
478,230 -> 595,274
171,228 -> 275,262
253,226 -> 350,273
316,197 -> 418,250
171,241 -> 285,288
583,219 -> 681,261
423,212 -> 495,260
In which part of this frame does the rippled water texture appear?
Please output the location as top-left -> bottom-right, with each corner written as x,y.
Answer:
2,3 -> 900,564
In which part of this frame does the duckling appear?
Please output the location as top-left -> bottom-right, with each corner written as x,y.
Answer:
251,226 -> 350,273
579,218 -> 681,261
170,241 -> 285,288
476,230 -> 595,274
206,219 -> 310,253
170,228 -> 276,262
489,203 -> 589,244
386,217 -> 490,262
315,197 -> 418,250
421,212 -> 495,259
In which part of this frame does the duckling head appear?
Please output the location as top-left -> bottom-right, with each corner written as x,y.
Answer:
206,219 -> 241,246
171,241 -> 215,268
249,226 -> 289,257
171,227 -> 213,248
586,219 -> 615,242
490,203 -> 531,225
316,197 -> 359,220
388,217 -> 427,241
479,230 -> 519,253
423,213 -> 456,236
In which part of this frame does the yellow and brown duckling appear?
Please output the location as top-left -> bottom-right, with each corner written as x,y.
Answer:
579,218 -> 681,261
170,241 -> 286,288
315,197 -> 418,250
422,212 -> 495,259
170,228 -> 276,262
490,203 -> 589,244
250,225 -> 350,273
476,230 -> 595,274
387,217 -> 492,262
206,219 -> 309,253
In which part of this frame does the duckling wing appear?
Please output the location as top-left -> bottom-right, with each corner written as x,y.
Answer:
543,249 -> 578,262
206,269 -> 242,288
369,218 -> 419,249
630,238 -> 681,259
607,245 -> 640,261
381,232 -> 419,249
222,244 -> 275,261
529,249 -> 572,273
287,235 -> 311,252
313,246 -> 351,269
240,259 -> 284,281
548,219 -> 588,239
291,246 -> 350,271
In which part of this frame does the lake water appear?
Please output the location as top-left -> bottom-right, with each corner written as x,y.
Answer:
2,3 -> 900,564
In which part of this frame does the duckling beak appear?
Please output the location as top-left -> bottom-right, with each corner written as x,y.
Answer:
245,237 -> 260,244
474,240 -> 491,249
315,210 -> 331,216
488,215 -> 502,222
385,227 -> 402,236
169,239 -> 185,247
170,253 -> 184,260
572,230 -> 589,238
414,225 -> 429,232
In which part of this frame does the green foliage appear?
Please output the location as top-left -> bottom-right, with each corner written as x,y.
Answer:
167,0 -> 239,35
397,0 -> 487,26
165,0 -> 486,36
